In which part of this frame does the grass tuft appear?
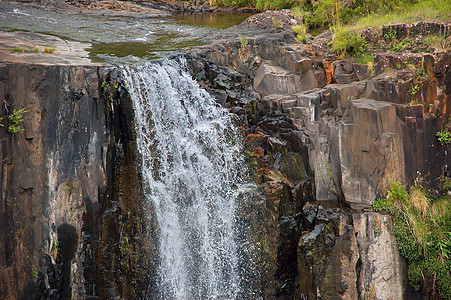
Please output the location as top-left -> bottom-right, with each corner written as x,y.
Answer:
292,24 -> 307,43
409,186 -> 429,216
43,46 -> 56,54
8,47 -> 27,52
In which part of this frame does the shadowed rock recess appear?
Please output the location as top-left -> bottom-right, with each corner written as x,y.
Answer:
0,8 -> 449,300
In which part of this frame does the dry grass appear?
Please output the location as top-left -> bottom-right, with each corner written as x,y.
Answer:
409,186 -> 430,216
8,46 -> 57,54
43,46 -> 56,54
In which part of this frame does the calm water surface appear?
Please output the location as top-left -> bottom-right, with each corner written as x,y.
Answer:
0,2 -> 251,64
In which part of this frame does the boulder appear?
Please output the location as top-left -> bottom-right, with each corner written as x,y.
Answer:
364,70 -> 414,104
333,60 -> 357,84
254,62 -> 299,95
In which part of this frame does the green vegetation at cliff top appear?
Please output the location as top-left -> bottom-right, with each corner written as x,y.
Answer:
372,182 -> 450,299
209,0 -> 450,29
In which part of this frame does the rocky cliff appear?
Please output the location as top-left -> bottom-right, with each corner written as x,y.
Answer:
0,32 -> 156,299
186,10 -> 450,299
0,8 -> 449,300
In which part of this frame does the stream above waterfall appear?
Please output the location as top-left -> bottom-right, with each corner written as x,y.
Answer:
0,2 -> 251,64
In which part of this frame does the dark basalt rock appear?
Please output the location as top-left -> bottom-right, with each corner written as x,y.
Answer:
185,11 -> 449,299
0,6 -> 449,300
0,62 -> 157,299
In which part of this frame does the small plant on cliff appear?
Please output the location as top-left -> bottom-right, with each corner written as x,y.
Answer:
0,109 -> 27,133
101,80 -> 118,89
272,18 -> 283,29
372,182 -> 451,299
239,34 -> 248,50
238,35 -> 248,59
415,67 -> 430,80
436,129 -> 451,145
50,239 -> 59,262
393,38 -> 413,52
8,109 -> 26,133
292,24 -> 307,42
443,177 -> 451,191
384,27 -> 398,41
43,46 -> 55,54
410,83 -> 420,103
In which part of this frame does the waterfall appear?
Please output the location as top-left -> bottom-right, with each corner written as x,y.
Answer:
121,58 -> 252,299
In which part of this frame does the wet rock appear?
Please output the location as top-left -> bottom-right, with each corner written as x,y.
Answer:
0,62 -> 105,299
0,62 -> 155,300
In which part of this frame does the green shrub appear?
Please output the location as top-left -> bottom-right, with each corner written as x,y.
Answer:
372,182 -> 451,299
7,109 -> 26,133
255,0 -> 301,10
209,0 -> 449,31
437,129 -> 451,145
330,25 -> 367,58
387,182 -> 409,203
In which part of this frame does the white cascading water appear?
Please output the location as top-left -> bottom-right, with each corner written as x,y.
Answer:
121,59 -> 251,299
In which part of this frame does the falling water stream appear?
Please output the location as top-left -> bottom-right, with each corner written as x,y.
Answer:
122,58 -> 253,299
0,2 -> 261,298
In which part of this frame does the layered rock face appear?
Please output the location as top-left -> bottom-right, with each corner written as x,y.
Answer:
0,34 -> 155,299
187,10 -> 450,299
0,9 -> 449,299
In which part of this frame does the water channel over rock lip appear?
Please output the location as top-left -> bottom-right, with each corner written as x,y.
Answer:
0,2 -> 251,64
122,58 -> 257,299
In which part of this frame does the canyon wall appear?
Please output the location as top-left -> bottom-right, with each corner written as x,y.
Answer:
0,37 -> 156,299
0,10 -> 449,299
186,10 -> 450,299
